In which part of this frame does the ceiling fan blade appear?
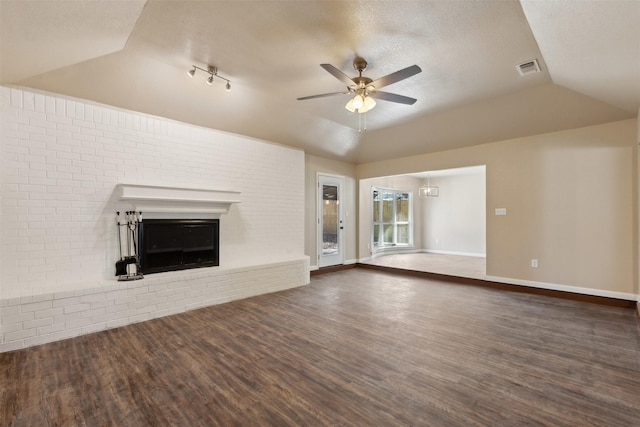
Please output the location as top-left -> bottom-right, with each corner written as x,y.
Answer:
320,64 -> 355,87
297,91 -> 349,101
370,65 -> 422,89
372,91 -> 417,105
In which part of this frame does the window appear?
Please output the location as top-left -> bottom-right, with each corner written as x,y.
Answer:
372,187 -> 412,248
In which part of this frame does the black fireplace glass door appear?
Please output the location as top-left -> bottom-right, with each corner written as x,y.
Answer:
144,224 -> 182,271
140,219 -> 219,274
182,225 -> 216,266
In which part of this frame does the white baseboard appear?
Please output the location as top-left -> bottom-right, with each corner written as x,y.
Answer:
422,249 -> 486,258
316,258 -> 636,302
485,275 -> 638,302
344,259 -> 357,265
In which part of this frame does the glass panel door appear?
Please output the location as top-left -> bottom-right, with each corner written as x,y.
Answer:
318,174 -> 345,268
322,184 -> 339,255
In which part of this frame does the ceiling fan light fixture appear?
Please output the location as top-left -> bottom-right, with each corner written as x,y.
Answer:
363,95 -> 376,111
346,94 -> 376,114
345,97 -> 357,112
352,94 -> 364,110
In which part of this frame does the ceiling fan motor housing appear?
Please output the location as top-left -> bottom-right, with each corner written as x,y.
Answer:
353,57 -> 368,73
353,76 -> 373,87
352,58 -> 374,93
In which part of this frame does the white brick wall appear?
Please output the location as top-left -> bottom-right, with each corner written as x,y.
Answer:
0,86 -> 309,352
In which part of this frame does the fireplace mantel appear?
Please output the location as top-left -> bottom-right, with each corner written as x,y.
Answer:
116,184 -> 241,214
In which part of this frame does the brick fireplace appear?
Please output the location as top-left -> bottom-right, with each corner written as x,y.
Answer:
0,87 -> 310,352
114,183 -> 242,276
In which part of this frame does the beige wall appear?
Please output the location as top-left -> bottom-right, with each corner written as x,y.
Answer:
357,119 -> 638,296
305,154 -> 357,269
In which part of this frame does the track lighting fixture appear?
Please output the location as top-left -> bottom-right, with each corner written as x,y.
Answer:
187,65 -> 231,91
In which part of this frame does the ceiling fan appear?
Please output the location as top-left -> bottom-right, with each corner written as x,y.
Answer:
297,57 -> 422,114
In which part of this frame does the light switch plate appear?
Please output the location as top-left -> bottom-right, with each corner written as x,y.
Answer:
495,208 -> 507,216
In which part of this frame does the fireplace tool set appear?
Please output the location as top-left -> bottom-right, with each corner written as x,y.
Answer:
115,211 -> 144,281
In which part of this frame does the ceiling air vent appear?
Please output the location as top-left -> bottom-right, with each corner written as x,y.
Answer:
516,59 -> 540,76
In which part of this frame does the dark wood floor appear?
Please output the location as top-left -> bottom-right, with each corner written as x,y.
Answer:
2,268 -> 640,426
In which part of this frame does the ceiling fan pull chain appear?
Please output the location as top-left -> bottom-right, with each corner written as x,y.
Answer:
357,111 -> 368,133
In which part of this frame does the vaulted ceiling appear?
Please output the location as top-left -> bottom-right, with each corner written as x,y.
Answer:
1,0 -> 638,164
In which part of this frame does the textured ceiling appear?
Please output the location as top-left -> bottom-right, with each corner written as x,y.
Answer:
1,0 -> 637,164
521,0 -> 640,114
0,0 -> 146,82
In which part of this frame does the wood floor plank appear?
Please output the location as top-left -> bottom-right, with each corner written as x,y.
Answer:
1,268 -> 639,426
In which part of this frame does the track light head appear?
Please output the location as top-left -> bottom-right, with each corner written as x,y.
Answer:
187,67 -> 196,78
225,82 -> 231,92
207,75 -> 214,85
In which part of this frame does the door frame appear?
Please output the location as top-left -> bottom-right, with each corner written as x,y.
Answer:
317,173 -> 345,268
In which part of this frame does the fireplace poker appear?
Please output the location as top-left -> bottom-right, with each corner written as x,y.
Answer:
126,211 -> 132,259
116,211 -> 122,259
115,212 -> 130,276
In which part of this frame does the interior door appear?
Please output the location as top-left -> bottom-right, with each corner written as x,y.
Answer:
318,174 -> 344,268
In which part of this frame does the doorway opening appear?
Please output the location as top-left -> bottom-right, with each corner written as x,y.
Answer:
359,165 -> 486,279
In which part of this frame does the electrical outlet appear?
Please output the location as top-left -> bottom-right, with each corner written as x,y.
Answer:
531,259 -> 538,268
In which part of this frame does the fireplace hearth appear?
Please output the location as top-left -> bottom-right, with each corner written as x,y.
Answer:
139,219 -> 219,274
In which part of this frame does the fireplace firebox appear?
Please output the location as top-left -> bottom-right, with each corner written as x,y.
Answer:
139,219 -> 219,274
